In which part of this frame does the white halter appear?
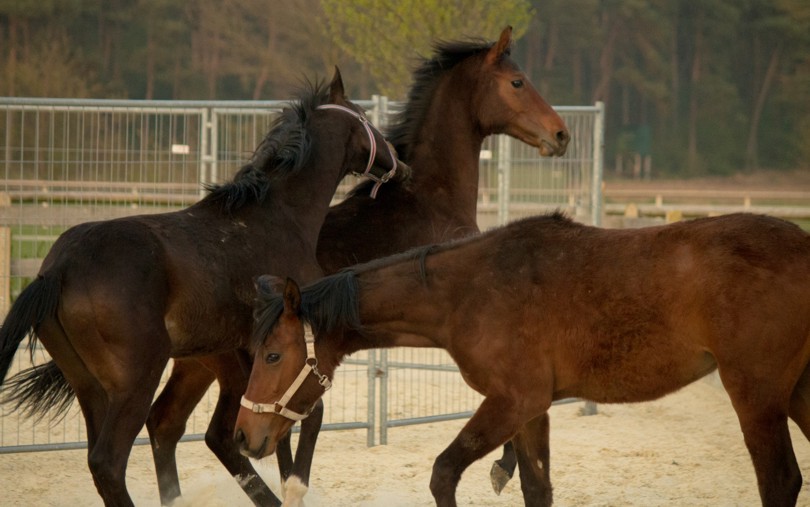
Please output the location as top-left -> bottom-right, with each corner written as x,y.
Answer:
240,328 -> 331,421
315,103 -> 398,198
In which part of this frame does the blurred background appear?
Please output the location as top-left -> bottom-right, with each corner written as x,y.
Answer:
1,0 -> 808,178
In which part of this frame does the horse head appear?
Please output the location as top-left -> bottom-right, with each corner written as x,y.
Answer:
476,26 -> 570,157
235,276 -> 331,459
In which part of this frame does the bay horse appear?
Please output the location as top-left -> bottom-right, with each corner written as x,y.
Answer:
148,25 -> 569,505
0,68 -> 409,507
237,212 -> 810,507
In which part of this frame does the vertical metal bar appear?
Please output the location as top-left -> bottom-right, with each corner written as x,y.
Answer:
367,349 -> 377,447
200,108 -> 211,197
497,135 -> 512,226
591,101 -> 605,227
3,106 -> 10,180
370,95 -> 380,126
378,349 -> 388,445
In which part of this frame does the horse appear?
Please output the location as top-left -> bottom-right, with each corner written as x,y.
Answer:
148,25 -> 569,505
0,68 -> 410,507
236,211 -> 810,507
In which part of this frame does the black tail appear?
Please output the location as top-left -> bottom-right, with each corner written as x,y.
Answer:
0,275 -> 69,419
3,361 -> 74,421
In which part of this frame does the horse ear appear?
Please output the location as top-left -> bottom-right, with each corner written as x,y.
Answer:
255,274 -> 286,297
485,25 -> 513,65
328,66 -> 346,104
282,277 -> 302,315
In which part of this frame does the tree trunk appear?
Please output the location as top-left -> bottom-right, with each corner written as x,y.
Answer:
670,18 -> 679,134
145,24 -> 155,99
540,20 -> 557,96
7,17 -> 17,96
745,44 -> 781,170
687,19 -> 703,174
592,19 -> 619,104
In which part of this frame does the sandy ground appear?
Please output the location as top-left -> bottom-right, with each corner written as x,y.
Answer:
2,376 -> 810,506
4,174 -> 810,506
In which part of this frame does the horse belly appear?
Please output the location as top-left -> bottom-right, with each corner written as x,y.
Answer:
568,348 -> 717,404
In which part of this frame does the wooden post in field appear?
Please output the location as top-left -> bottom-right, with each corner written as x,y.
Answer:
665,210 -> 683,223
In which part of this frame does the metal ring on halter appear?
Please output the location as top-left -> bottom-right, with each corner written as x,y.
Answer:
315,103 -> 398,198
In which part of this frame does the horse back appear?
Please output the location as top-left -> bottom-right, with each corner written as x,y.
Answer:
410,213 -> 810,406
318,182 -> 479,275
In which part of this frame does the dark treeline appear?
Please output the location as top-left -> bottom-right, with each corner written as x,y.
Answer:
1,0 -> 809,176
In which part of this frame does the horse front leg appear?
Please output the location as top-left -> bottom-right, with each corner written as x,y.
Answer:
513,412 -> 552,507
201,352 -> 283,507
430,396 -> 521,507
146,359 -> 215,505
280,398 -> 325,507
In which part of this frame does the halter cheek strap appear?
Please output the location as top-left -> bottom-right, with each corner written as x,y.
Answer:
315,103 -> 398,198
240,328 -> 332,421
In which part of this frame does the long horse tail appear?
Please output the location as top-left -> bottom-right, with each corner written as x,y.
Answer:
3,361 -> 74,420
0,275 -> 71,419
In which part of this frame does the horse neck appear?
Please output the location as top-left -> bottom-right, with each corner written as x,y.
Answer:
404,82 -> 485,220
270,140 -> 350,245
357,259 -> 456,349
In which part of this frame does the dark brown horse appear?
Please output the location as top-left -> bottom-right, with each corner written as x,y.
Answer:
0,69 -> 409,507
236,212 -> 810,507
148,25 -> 569,504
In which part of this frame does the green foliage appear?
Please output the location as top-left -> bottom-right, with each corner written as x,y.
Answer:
320,0 -> 533,97
0,0 -> 809,175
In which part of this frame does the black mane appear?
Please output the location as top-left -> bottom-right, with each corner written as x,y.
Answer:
343,38 -> 496,200
202,79 -> 331,213
389,38 -> 498,160
252,271 -> 362,349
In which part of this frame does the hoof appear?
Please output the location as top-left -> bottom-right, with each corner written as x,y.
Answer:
282,475 -> 308,507
578,401 -> 598,416
490,461 -> 512,495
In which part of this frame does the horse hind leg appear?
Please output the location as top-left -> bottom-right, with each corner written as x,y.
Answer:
789,363 -> 810,441
722,369 -> 802,506
490,441 -> 517,495
146,358 -> 215,505
38,320 -> 147,506
430,395 -> 522,507
512,412 -> 552,507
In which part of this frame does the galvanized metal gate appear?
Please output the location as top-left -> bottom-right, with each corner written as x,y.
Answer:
0,97 -> 603,452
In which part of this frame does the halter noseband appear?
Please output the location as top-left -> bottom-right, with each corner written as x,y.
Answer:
315,103 -> 398,198
240,327 -> 331,421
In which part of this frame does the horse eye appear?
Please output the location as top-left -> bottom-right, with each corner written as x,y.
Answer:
511,80 -> 524,89
265,352 -> 281,364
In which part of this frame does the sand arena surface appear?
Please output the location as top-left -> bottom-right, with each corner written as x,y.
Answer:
2,377 -> 810,506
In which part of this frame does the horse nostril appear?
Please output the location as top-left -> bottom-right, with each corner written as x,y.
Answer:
234,428 -> 245,445
556,130 -> 570,145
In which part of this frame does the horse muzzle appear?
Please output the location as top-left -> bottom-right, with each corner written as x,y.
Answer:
538,130 -> 570,157
234,427 -> 276,459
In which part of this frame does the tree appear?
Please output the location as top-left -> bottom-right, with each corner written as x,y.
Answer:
320,0 -> 533,98
0,0 -> 95,96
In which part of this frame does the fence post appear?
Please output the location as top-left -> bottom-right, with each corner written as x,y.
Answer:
200,108 -> 213,197
377,349 -> 388,445
497,135 -> 512,226
590,101 -> 605,227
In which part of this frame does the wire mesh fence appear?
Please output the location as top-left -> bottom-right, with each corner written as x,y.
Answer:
0,97 -> 603,452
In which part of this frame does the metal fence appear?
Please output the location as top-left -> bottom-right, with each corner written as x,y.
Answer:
0,97 -> 604,453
